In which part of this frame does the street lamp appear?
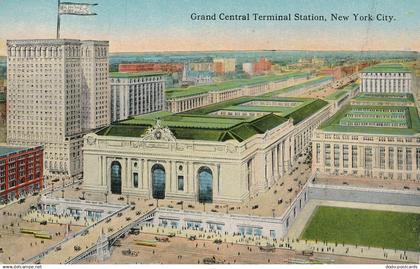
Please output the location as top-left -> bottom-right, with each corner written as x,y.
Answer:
61,189 -> 64,199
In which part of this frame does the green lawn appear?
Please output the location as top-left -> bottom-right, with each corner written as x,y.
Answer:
301,206 -> 420,251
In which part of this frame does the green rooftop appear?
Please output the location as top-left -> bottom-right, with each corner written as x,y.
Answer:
109,71 -> 167,78
98,95 -> 328,142
165,72 -> 311,99
320,104 -> 420,135
352,92 -> 415,103
361,63 -> 411,73
263,76 -> 332,97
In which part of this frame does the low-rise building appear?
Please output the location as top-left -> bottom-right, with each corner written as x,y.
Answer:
312,93 -> 420,181
110,72 -> 166,122
0,145 -> 43,204
359,63 -> 412,93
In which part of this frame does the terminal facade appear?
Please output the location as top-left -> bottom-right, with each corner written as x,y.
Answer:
83,96 -> 332,203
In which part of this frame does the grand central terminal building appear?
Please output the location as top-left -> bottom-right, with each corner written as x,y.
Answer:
83,96 -> 331,203
312,93 -> 420,181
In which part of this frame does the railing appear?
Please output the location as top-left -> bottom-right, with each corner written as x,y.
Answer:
23,203 -> 130,264
67,208 -> 156,264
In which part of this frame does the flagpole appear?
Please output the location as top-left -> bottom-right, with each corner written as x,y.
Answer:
56,0 -> 61,39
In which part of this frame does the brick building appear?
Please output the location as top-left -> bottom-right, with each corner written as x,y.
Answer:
0,145 -> 43,204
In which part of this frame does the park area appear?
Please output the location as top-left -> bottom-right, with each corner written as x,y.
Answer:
301,206 -> 420,252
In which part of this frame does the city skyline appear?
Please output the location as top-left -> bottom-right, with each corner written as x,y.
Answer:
0,0 -> 419,55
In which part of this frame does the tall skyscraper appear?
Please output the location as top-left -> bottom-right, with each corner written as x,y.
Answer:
6,39 -> 110,178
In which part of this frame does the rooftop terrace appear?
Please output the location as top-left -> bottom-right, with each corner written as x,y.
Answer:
319,104 -> 420,135
352,92 -> 415,103
97,96 -> 328,142
361,63 -> 411,73
165,72 -> 310,99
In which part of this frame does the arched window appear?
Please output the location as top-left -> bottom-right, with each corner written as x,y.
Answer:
110,161 -> 122,194
198,166 -> 213,203
151,164 -> 165,199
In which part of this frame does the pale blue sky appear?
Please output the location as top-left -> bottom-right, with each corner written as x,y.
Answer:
0,0 -> 418,54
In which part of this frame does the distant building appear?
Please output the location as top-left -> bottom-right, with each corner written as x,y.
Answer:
119,63 -> 183,73
360,63 -> 412,93
183,70 -> 214,85
242,63 -> 254,75
6,39 -> 110,178
110,72 -> 166,122
213,58 -> 236,74
189,62 -> 213,72
253,58 -> 272,74
0,145 -> 43,204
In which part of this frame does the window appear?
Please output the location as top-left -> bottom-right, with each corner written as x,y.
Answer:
416,148 -> 420,170
379,147 -> 385,169
397,148 -> 403,170
343,145 -> 349,168
334,145 -> 340,167
133,172 -> 138,188
352,146 -> 357,168
389,148 -> 394,169
316,143 -> 320,163
325,144 -> 331,167
177,175 -> 184,191
364,147 -> 372,170
406,148 -> 412,171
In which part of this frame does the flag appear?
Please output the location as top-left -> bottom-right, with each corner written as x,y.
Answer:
59,2 -> 97,16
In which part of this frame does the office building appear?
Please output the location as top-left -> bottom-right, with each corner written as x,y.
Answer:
110,72 -> 166,122
6,39 -> 109,177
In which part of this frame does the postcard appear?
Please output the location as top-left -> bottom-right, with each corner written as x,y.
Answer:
0,0 -> 419,267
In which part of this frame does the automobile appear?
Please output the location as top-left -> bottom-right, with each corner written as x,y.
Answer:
130,201 -> 136,205
117,212 -> 123,217
203,257 -> 223,264
211,209 -> 218,213
403,186 -> 410,190
259,245 -> 275,252
74,245 -> 81,252
167,205 -> 174,208
55,246 -> 62,252
188,235 -> 197,241
251,205 -> 259,210
302,249 -> 314,256
18,198 -> 25,204
167,232 -> 176,238
187,205 -> 195,209
81,230 -> 89,236
125,217 -> 132,221
0,248 -> 3,254
105,218 -> 111,223
40,220 -> 47,225
417,187 -> 420,191
129,228 -> 140,235
122,249 -> 138,256
213,239 -> 222,244
155,236 -> 170,242
52,178 -> 60,183
32,192 -> 39,196
343,182 -> 349,185
118,197 -> 125,201
277,199 -> 283,205
287,188 -> 293,192
130,205 -> 136,210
